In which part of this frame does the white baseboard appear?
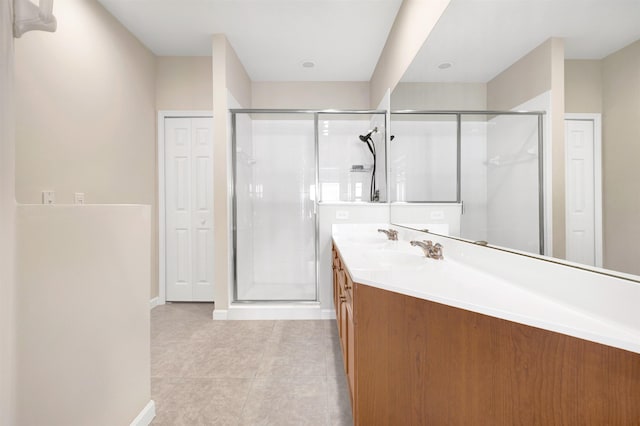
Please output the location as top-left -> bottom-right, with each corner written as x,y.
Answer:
219,304 -> 334,320
321,309 -> 336,320
130,400 -> 155,426
149,297 -> 160,310
212,309 -> 228,320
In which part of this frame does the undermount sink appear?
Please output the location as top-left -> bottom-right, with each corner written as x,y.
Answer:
343,234 -> 390,245
359,249 -> 426,269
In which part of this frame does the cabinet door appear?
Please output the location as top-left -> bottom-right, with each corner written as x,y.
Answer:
333,266 -> 338,312
340,296 -> 349,373
347,303 -> 355,402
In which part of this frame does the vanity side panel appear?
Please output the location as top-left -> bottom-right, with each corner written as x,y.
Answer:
354,284 -> 640,425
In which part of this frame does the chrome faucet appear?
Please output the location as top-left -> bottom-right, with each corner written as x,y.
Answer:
378,228 -> 398,241
410,240 -> 444,260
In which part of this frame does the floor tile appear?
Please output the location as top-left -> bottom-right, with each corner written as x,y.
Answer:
152,377 -> 251,425
327,375 -> 353,426
239,376 -> 329,426
151,304 -> 351,426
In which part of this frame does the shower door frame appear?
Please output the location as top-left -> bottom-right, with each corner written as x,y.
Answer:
230,109 -> 387,303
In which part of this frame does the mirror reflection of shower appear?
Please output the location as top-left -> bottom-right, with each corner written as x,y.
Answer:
359,126 -> 379,201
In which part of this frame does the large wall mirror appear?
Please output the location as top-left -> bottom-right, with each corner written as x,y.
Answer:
389,0 -> 640,279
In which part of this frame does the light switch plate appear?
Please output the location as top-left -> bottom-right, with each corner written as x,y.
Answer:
42,190 -> 55,205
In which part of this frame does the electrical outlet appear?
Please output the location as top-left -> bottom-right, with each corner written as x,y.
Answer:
74,192 -> 85,204
336,210 -> 349,220
42,190 -> 55,205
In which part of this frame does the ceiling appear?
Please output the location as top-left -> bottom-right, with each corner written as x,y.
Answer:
401,0 -> 640,83
96,0 -> 403,82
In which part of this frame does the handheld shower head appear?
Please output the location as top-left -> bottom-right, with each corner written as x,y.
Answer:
358,126 -> 378,142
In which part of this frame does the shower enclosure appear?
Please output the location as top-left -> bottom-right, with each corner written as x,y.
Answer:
390,111 -> 545,255
231,110 -> 386,303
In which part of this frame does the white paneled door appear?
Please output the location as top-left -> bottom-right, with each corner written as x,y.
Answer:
165,117 -> 214,301
565,118 -> 600,267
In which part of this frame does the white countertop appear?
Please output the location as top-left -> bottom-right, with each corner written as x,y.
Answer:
332,224 -> 640,354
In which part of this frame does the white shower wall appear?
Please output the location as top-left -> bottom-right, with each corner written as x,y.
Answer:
389,118 -> 487,236
460,119 -> 488,241
486,95 -> 548,254
318,117 -> 386,202
235,114 -> 388,304
391,119 -> 458,202
389,111 -> 543,254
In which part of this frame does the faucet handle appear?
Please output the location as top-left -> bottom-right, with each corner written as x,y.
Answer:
431,243 -> 444,259
378,228 -> 399,241
423,240 -> 433,247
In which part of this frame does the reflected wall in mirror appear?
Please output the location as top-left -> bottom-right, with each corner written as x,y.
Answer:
390,0 -> 640,278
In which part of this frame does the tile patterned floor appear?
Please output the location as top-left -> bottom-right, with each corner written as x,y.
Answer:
151,303 -> 353,425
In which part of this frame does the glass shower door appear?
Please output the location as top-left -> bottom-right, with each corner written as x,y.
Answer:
233,112 -> 317,301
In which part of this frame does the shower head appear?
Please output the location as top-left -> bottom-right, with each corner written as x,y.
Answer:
359,126 -> 378,142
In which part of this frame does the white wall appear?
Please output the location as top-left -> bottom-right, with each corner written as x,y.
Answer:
252,81 -> 370,109
391,82 -> 487,110
16,205 -> 151,426
602,39 -> 640,275
0,0 -> 16,423
156,56 -> 213,111
14,0 -> 158,298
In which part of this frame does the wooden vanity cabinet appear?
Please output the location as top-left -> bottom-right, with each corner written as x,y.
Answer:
331,240 -> 640,426
331,243 -> 356,409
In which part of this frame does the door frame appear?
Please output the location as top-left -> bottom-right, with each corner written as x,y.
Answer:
157,111 -> 213,305
564,113 -> 603,267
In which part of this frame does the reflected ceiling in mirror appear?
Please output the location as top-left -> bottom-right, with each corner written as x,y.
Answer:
400,0 -> 640,84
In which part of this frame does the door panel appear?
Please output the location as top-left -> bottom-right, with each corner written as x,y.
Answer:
565,119 -> 596,266
234,116 -> 317,301
165,117 -> 214,301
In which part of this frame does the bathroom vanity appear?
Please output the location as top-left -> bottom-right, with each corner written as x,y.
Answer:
332,224 -> 640,425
